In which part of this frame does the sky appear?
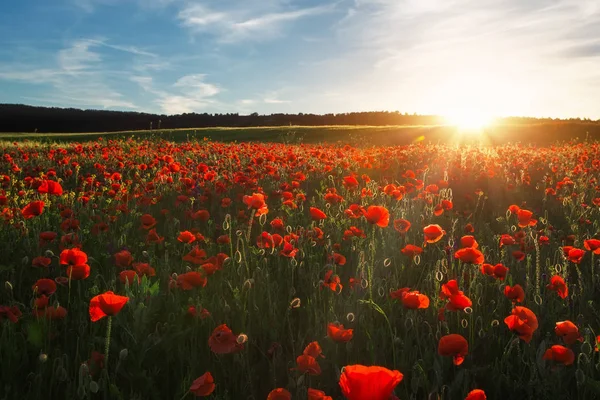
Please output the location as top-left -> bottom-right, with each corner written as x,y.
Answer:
0,0 -> 599,119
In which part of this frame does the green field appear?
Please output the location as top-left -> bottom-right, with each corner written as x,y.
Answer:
2,122 -> 600,145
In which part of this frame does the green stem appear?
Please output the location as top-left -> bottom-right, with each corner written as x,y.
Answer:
105,316 -> 113,369
178,390 -> 190,400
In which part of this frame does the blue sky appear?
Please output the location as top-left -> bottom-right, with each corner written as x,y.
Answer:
1,0 -> 599,118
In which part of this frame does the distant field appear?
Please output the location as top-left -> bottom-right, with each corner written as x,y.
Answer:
2,122 -> 600,145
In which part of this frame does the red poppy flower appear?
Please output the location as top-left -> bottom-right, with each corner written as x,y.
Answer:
343,175 -> 359,189
303,341 -> 324,359
114,250 -> 133,269
555,321 -> 583,345
35,305 -> 68,320
499,234 -> 516,247
454,247 -> 485,264
481,263 -> 509,280
465,389 -> 486,400
191,209 -> 210,222
511,250 -> 526,261
504,306 -> 538,343
147,228 -> 165,244
547,275 -> 568,299
0,305 -> 22,323
119,270 -> 139,285
460,235 -> 479,248
32,278 -> 57,296
566,247 -> 585,263
339,365 -> 403,400
37,180 -> 63,196
244,192 -> 266,209
67,264 -> 91,280
257,232 -> 276,249
296,355 -> 321,375
39,231 -> 58,243
400,244 -> 423,258
393,218 -> 411,234
177,272 -> 207,290
345,204 -> 365,219
423,224 -> 445,243
32,256 -> 52,268
391,288 -> 429,309
332,252 -> 346,265
189,372 -> 215,397
280,241 -> 298,258
584,239 -> 600,254
60,248 -> 88,266
133,262 -> 156,277
183,246 -> 208,264
89,291 -> 129,322
270,218 -> 284,230
327,322 -> 353,343
363,206 -> 389,227
543,345 -> 575,366
22,200 -> 45,219
517,209 -> 537,228
140,214 -> 156,230
178,231 -> 196,244
438,334 -> 469,365
310,207 -> 327,221
208,324 -> 244,354
440,280 -> 472,311
308,388 -> 332,400
267,388 -> 291,400
504,284 -> 525,303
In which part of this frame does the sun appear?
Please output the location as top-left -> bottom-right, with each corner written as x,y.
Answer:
444,110 -> 494,131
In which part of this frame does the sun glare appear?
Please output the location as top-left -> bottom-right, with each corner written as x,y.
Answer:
444,110 -> 494,131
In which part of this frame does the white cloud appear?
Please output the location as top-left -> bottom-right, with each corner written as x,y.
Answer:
0,39 -> 141,110
173,74 -> 220,97
131,73 -> 223,114
179,2 -> 336,42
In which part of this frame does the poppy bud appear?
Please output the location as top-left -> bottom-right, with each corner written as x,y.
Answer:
142,251 -> 149,258
236,334 -> 248,344
4,281 -> 12,293
45,249 -> 55,258
39,353 -> 48,363
289,298 -> 301,309
22,256 -> 29,265
89,381 -> 99,393
119,349 -> 128,360
346,313 -> 355,322
79,363 -> 89,377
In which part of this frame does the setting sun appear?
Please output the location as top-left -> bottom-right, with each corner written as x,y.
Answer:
444,110 -> 495,131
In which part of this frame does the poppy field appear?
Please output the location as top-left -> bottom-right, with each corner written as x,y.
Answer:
2,136 -> 600,400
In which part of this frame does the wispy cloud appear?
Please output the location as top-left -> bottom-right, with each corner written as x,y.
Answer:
0,39 -> 141,109
179,2 -> 337,42
131,73 -> 223,114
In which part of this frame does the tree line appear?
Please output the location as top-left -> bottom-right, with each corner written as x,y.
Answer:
1,104 -> 598,133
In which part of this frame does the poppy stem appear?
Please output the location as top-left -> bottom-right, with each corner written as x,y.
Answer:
178,390 -> 189,400
105,316 -> 112,370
